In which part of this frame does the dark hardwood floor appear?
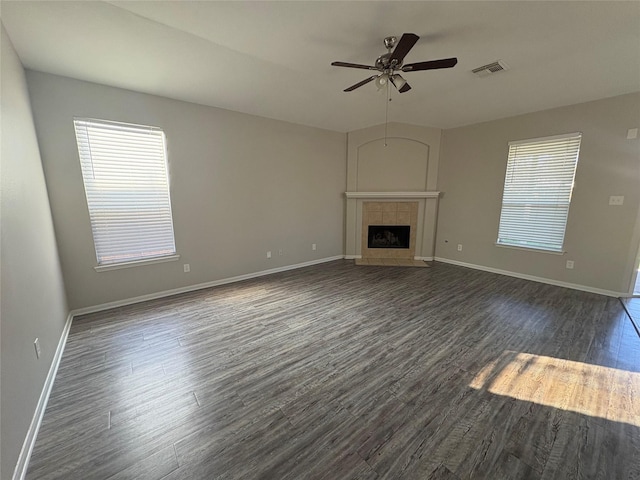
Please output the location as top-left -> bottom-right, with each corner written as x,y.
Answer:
622,297 -> 640,338
26,260 -> 640,479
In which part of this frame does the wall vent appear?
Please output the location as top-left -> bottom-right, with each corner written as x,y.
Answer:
472,60 -> 510,78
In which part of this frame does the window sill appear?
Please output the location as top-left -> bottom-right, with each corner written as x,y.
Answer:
94,254 -> 180,272
495,243 -> 565,255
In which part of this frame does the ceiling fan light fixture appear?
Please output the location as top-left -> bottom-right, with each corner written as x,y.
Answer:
375,74 -> 388,89
390,74 -> 406,90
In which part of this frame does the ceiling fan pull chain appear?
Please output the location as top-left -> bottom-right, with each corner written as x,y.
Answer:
384,80 -> 390,147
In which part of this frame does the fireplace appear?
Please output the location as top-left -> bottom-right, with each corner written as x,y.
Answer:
359,201 -> 418,260
368,225 -> 410,249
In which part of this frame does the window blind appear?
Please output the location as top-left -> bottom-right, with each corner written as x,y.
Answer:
74,118 -> 177,265
497,133 -> 581,252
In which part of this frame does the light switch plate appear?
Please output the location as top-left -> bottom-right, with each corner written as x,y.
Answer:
609,196 -> 624,206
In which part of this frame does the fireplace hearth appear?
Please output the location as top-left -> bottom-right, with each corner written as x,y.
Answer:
368,225 -> 410,249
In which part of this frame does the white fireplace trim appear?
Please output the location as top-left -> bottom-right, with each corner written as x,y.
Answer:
345,192 -> 440,260
346,191 -> 440,199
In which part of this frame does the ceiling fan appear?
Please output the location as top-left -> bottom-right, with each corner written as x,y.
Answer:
331,33 -> 457,93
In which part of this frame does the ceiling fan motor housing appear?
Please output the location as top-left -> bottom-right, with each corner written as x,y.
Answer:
376,53 -> 398,70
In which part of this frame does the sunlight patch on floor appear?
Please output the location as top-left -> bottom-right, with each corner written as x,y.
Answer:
470,350 -> 639,427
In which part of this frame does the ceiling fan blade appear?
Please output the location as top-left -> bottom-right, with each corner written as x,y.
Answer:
390,74 -> 412,93
331,61 -> 378,71
344,75 -> 379,92
402,57 -> 458,72
389,33 -> 419,66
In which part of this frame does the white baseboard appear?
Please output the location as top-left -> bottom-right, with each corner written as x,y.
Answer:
346,255 -> 433,261
72,255 -> 346,317
434,257 -> 625,297
13,312 -> 73,480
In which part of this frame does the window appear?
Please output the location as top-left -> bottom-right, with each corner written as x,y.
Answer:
74,118 -> 177,267
497,132 -> 581,253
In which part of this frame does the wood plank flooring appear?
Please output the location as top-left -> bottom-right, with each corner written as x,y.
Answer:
622,297 -> 640,338
26,260 -> 640,479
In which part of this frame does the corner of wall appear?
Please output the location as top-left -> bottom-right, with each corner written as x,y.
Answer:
1,24 -> 70,480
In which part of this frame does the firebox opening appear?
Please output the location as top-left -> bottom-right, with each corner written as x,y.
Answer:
368,225 -> 410,249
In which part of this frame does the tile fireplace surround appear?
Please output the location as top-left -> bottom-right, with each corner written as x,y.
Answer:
345,191 -> 440,265
361,201 -> 418,259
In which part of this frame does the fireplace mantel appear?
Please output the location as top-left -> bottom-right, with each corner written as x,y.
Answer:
345,191 -> 440,199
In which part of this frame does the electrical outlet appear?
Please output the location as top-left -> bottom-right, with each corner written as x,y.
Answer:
627,128 -> 638,139
183,264 -> 190,273
457,244 -> 463,252
312,243 -> 317,251
267,251 -> 272,259
34,338 -> 41,359
566,260 -> 574,269
609,196 -> 624,206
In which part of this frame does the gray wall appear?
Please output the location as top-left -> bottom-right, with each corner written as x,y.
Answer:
1,25 -> 69,480
436,93 -> 640,294
25,71 -> 347,310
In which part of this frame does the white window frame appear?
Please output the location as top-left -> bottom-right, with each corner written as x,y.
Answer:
496,132 -> 582,253
73,118 -> 178,270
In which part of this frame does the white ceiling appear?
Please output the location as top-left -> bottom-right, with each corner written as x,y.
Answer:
2,1 -> 639,132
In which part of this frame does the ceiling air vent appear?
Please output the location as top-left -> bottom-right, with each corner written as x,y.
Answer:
472,60 -> 510,78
